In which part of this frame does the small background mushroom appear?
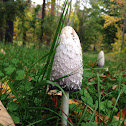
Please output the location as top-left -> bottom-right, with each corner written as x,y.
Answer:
97,50 -> 105,67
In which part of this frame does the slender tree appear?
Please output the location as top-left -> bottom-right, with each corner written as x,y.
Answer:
120,0 -> 126,51
22,0 -> 31,45
0,0 -> 4,42
40,0 -> 46,45
120,18 -> 126,51
101,0 -> 126,51
3,0 -> 14,43
51,0 -> 55,16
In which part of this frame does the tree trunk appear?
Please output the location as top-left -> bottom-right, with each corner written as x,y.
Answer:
0,1 -> 3,42
23,31 -> 26,45
3,0 -> 14,43
5,20 -> 14,44
71,9 -> 75,27
40,0 -> 46,45
22,0 -> 31,45
51,0 -> 55,16
0,27 -> 3,42
45,0 -> 55,46
120,18 -> 126,51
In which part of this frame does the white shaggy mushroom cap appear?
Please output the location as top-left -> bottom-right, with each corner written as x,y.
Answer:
50,26 -> 83,92
97,50 -> 105,67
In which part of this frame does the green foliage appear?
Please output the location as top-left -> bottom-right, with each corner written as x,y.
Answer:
16,70 -> 25,80
71,0 -> 104,51
81,122 -> 98,126
4,66 -> 16,75
7,102 -> 18,111
80,88 -> 94,107
0,42 -> 126,125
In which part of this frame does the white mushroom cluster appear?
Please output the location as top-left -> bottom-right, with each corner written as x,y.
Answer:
50,26 -> 83,92
97,50 -> 105,67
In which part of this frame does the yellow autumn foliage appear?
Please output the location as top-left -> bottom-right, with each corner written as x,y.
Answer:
1,81 -> 11,94
110,0 -> 125,6
111,26 -> 126,52
100,14 -> 122,28
101,0 -> 126,52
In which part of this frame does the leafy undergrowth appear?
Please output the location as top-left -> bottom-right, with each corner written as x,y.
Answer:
70,52 -> 126,125
0,44 -> 126,126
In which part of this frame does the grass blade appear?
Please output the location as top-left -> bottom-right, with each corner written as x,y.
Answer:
26,107 -> 73,126
97,73 -> 101,123
108,91 -> 121,124
46,0 -> 72,80
41,0 -> 71,81
77,105 -> 88,126
89,103 -> 98,122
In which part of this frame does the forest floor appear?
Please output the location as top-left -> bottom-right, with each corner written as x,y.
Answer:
0,43 -> 126,126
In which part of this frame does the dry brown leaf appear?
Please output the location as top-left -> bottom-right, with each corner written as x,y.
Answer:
69,99 -> 83,115
95,115 -> 109,124
0,101 -> 15,126
95,115 -> 126,125
69,99 -> 81,105
114,116 -> 126,126
47,85 -> 62,96
112,85 -> 118,90
88,61 -> 96,68
47,90 -> 62,96
117,106 -> 126,118
69,99 -> 126,125
123,74 -> 126,78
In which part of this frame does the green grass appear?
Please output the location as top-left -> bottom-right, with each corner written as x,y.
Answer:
0,43 -> 126,126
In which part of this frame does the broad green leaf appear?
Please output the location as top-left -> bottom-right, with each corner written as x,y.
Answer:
16,70 -> 25,80
81,89 -> 93,106
81,122 -> 98,126
7,102 -> 18,111
122,84 -> 126,94
10,113 -> 20,123
4,66 -> 16,74
25,82 -> 33,91
106,100 -> 113,108
83,71 -> 94,78
3,62 -> 9,67
69,103 -> 80,112
11,59 -> 19,65
0,71 -> 4,76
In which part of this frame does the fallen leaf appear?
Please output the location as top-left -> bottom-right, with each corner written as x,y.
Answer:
1,81 -> 11,94
112,85 -> 118,90
0,101 -> 15,126
114,116 -> 126,126
95,115 -> 109,124
95,115 -> 126,125
88,61 -> 96,68
123,74 -> 126,78
69,99 -> 126,125
101,89 -> 104,95
117,106 -> 126,118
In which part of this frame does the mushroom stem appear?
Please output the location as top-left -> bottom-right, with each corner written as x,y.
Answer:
61,91 -> 69,126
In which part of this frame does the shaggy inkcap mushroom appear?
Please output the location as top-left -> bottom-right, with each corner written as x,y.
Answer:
97,50 -> 105,67
50,26 -> 83,92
